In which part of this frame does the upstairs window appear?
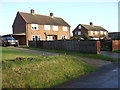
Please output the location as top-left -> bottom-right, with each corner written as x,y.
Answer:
31,24 -> 38,30
53,26 -> 58,31
63,26 -> 68,31
44,25 -> 50,30
91,31 -> 94,35
78,25 -> 82,29
104,31 -> 107,35
78,31 -> 81,35
100,31 -> 104,35
95,31 -> 98,35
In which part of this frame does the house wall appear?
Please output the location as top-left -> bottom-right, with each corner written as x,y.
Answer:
28,40 -> 100,54
12,13 -> 26,34
73,25 -> 88,37
26,24 -> 70,40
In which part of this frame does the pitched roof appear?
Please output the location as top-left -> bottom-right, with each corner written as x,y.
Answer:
80,24 -> 107,31
18,12 -> 70,26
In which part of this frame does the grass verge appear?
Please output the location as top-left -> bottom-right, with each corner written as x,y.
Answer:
2,47 -> 96,88
21,47 -> 119,62
113,50 -> 120,53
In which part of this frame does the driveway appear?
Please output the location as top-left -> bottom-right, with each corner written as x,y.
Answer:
54,62 -> 119,88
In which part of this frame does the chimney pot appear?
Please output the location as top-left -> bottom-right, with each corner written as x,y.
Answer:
90,22 -> 93,26
30,9 -> 35,15
50,12 -> 54,17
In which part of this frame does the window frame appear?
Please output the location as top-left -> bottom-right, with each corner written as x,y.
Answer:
44,25 -> 51,30
78,31 -> 81,35
63,26 -> 68,31
31,24 -> 38,30
53,25 -> 58,31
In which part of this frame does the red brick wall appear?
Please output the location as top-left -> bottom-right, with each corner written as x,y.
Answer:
12,12 -> 26,34
112,40 -> 120,51
96,41 -> 100,54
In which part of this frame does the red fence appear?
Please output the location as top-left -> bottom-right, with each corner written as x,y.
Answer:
112,40 -> 120,51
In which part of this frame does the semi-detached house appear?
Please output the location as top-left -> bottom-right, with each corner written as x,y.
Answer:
12,9 -> 70,46
73,22 -> 108,40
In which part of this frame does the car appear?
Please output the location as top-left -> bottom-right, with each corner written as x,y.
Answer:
1,37 -> 19,47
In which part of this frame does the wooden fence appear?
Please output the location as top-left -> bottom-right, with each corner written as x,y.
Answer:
29,40 -> 100,54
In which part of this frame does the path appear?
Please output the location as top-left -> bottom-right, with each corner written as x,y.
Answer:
54,62 -> 119,88
101,51 -> 120,59
7,47 -> 60,56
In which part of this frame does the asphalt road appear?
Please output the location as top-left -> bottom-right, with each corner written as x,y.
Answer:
54,62 -> 119,88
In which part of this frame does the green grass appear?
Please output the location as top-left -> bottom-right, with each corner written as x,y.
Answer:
113,50 -> 120,53
2,47 -> 96,88
21,46 -> 119,62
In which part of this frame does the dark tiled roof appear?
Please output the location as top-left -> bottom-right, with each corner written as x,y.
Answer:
80,24 -> 107,31
19,12 -> 70,26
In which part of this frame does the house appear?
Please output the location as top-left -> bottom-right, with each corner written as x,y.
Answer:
108,32 -> 120,40
11,9 -> 70,46
72,22 -> 108,40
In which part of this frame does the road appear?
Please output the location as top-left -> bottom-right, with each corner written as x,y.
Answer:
54,62 -> 119,88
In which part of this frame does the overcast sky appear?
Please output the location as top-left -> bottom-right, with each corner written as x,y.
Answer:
0,0 -> 118,36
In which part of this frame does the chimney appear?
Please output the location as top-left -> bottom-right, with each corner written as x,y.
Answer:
30,9 -> 35,15
90,22 -> 93,26
50,12 -> 54,17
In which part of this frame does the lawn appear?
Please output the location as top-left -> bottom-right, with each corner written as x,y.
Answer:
21,47 -> 119,62
2,47 -> 96,88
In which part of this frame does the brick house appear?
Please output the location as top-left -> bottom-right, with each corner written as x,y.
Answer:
12,9 -> 70,46
72,22 -> 108,40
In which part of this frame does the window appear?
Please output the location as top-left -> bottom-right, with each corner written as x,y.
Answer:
44,25 -> 50,30
91,31 -> 94,35
78,31 -> 81,35
104,31 -> 107,35
95,31 -> 98,35
78,25 -> 82,29
31,24 -> 38,30
32,35 -> 40,41
53,26 -> 58,31
100,31 -> 104,35
61,36 -> 67,39
63,26 -> 68,31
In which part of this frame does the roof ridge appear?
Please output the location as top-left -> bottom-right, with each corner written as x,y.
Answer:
80,24 -> 101,27
19,11 -> 61,19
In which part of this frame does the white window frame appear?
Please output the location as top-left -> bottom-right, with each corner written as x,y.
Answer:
78,25 -> 82,29
104,31 -> 107,35
53,25 -> 58,31
78,31 -> 81,35
31,24 -> 38,30
61,35 -> 67,39
32,35 -> 41,41
95,31 -> 98,35
100,31 -> 104,35
44,25 -> 50,30
91,31 -> 94,35
63,26 -> 68,31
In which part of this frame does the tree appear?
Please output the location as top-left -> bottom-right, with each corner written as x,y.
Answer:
83,34 -> 90,40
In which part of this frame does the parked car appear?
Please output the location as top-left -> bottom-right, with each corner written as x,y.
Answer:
1,37 -> 19,47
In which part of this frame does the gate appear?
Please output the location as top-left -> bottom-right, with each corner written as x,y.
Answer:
101,40 -> 112,51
